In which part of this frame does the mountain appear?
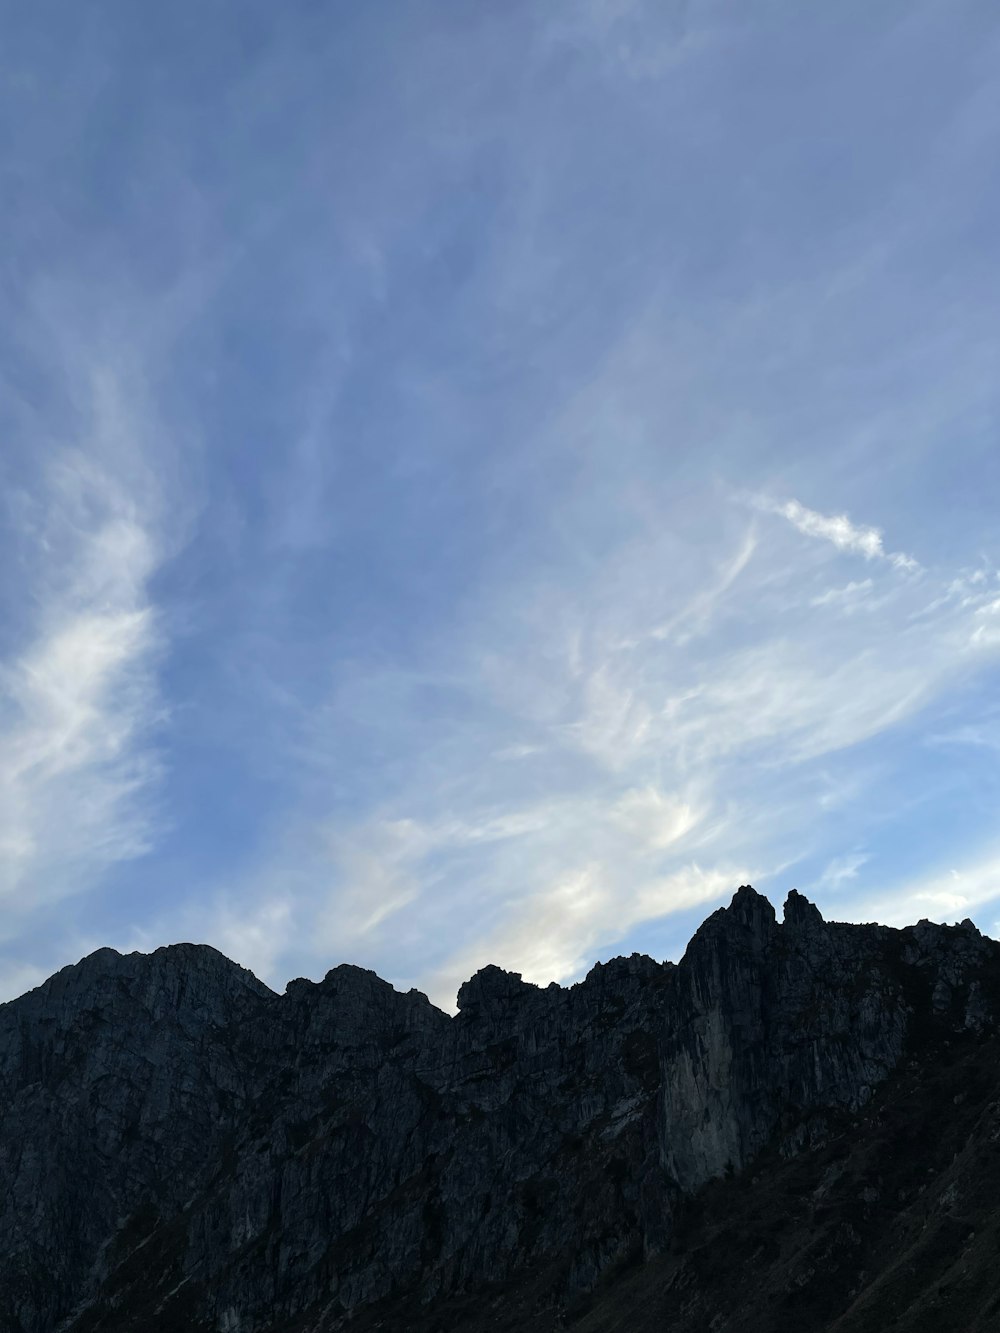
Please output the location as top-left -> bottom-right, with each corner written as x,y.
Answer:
2,887 -> 999,1332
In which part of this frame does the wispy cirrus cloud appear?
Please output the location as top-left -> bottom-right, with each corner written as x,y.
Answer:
425,860 -> 743,1011
844,849 -> 1000,931
330,503 -> 1000,1003
166,494 -> 1000,1008
0,350 -> 170,951
0,476 -> 162,917
809,852 -> 870,895
810,579 -> 875,610
760,497 -> 920,572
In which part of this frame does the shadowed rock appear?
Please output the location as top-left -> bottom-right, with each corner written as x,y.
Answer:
1,886 -> 998,1333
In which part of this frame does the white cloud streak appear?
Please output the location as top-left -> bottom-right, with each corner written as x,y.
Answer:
0,385 -> 167,931
426,860 -> 741,1012
810,579 -> 875,610
766,497 -> 919,572
843,851 -> 1000,932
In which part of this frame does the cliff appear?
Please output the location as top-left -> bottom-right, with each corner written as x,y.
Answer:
1,886 -> 998,1332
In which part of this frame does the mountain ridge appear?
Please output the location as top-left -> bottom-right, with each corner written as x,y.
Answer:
9,882 -> 984,1021
2,886 -> 999,1332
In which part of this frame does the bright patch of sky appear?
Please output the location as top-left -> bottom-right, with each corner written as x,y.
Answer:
2,1 -> 1000,1008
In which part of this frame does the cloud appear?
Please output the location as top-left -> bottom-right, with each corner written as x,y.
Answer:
316,818 -> 431,943
649,526 -> 758,644
926,720 -> 1000,752
0,371 -> 168,931
765,498 -> 919,572
560,663 -> 655,771
425,860 -> 740,1011
492,743 -> 545,761
168,770 -> 717,1002
972,597 -> 1000,646
810,579 -> 875,609
810,852 -> 869,894
610,785 -> 700,850
174,496 -> 1000,1007
196,897 -> 291,990
842,852 -> 1000,931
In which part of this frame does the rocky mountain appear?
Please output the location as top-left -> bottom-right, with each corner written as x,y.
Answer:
2,886 -> 999,1332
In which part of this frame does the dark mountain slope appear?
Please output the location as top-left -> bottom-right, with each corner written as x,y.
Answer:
375,1013 -> 1000,1333
1,888 -> 997,1333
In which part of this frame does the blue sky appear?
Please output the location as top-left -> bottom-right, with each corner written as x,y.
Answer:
2,0 -> 1000,1008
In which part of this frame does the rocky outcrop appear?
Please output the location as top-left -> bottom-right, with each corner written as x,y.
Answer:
0,887 -> 997,1333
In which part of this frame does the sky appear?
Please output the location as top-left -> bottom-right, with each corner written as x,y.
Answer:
2,0 -> 1000,1010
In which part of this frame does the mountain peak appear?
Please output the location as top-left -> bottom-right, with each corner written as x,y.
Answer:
687,883 -> 777,955
456,963 -> 538,1015
783,887 -> 824,929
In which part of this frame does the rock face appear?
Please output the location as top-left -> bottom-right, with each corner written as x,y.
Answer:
0,887 -> 998,1333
